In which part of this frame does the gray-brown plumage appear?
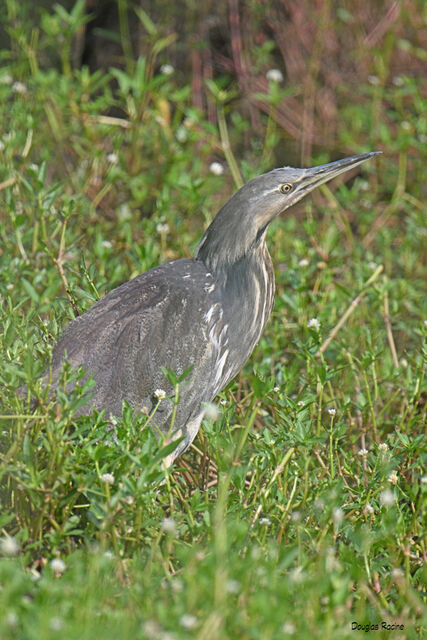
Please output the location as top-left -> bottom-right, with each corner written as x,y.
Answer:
50,152 -> 380,464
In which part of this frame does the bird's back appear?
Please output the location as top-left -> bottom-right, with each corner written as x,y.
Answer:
51,259 -> 221,424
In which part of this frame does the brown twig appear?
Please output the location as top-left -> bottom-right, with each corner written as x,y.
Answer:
0,176 -> 17,191
382,277 -> 399,368
191,47 -> 204,112
228,0 -> 261,132
364,1 -> 400,47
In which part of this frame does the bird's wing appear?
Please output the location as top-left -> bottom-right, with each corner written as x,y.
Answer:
50,259 -> 219,427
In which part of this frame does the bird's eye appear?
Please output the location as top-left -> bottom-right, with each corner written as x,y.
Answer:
280,183 -> 293,194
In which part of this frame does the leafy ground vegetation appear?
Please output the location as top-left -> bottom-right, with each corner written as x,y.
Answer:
0,1 -> 426,639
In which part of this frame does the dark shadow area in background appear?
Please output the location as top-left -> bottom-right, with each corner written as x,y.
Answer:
1,1 -> 425,168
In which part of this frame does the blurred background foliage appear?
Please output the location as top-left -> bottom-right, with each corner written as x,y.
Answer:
2,0 -> 427,165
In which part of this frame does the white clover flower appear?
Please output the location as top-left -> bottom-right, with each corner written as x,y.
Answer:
327,408 -> 336,416
209,161 -> 224,176
1,73 -> 13,85
176,126 -> 188,142
106,152 -> 119,165
5,612 -> 18,627
368,261 -> 377,270
392,76 -> 404,87
12,81 -> 27,94
368,75 -> 380,86
49,617 -> 64,631
0,536 -> 20,556
379,489 -> 395,506
102,240 -> 113,249
297,400 -> 304,407
307,317 -> 320,329
170,578 -> 183,592
50,558 -> 66,574
226,579 -> 240,593
154,388 -> 166,400
364,503 -> 374,514
291,510 -> 301,522
378,442 -> 388,452
273,386 -> 280,392
388,472 -> 398,485
401,121 -> 411,131
160,64 -> 174,75
282,621 -> 296,635
325,547 -> 341,572
161,518 -> 177,535
101,472 -> 115,485
289,566 -> 304,583
266,69 -> 284,83
391,567 -> 404,580
142,620 -> 161,637
421,476 -> 427,485
259,517 -> 271,526
179,614 -> 197,630
358,448 -> 369,457
123,495 -> 134,505
154,114 -> 166,126
298,258 -> 309,267
220,398 -> 227,405
156,222 -> 170,235
332,507 -> 343,525
203,402 -> 221,422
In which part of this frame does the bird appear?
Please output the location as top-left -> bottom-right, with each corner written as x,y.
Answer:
49,152 -> 380,465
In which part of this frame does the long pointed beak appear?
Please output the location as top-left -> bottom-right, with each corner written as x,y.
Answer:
298,151 -> 381,195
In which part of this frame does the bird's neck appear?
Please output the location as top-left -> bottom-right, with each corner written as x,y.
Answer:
207,237 -> 275,355
194,195 -> 266,273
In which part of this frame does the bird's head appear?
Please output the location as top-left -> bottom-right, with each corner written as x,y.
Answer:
196,152 -> 381,272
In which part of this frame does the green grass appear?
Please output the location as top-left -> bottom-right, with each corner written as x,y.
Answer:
0,2 -> 426,639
